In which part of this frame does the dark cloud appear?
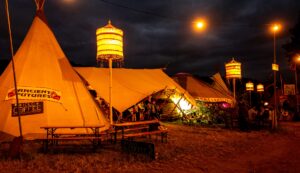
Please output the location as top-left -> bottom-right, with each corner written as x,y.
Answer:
0,0 -> 300,81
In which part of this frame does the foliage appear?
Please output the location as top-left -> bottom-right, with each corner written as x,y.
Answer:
181,101 -> 229,125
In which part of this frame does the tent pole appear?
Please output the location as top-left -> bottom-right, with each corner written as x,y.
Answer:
233,78 -> 236,100
109,58 -> 113,124
5,0 -> 23,138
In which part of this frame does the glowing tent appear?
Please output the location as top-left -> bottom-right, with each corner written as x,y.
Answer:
0,1 -> 109,138
173,73 -> 235,105
75,68 -> 196,113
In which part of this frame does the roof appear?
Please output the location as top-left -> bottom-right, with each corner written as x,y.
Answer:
173,73 -> 235,104
75,68 -> 196,113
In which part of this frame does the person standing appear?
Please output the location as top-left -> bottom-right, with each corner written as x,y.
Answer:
238,101 -> 249,131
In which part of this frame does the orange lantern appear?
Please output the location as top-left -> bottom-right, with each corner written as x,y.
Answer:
96,20 -> 123,61
272,63 -> 279,71
225,58 -> 241,79
246,81 -> 254,91
257,84 -> 264,92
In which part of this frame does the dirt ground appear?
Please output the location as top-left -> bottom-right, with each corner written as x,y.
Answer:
0,122 -> 300,173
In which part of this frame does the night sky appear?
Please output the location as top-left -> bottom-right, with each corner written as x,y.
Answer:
1,0 -> 300,82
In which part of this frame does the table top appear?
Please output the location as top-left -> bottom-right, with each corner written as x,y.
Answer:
40,125 -> 105,129
113,119 -> 159,127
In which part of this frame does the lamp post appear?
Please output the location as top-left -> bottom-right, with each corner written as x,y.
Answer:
96,20 -> 124,125
225,58 -> 242,100
270,23 -> 281,126
246,81 -> 254,106
295,55 -> 300,113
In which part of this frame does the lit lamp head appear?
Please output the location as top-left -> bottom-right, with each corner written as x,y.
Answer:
295,54 -> 300,63
257,84 -> 264,92
270,23 -> 281,33
193,19 -> 207,31
225,58 -> 242,79
246,81 -> 254,91
96,20 -> 124,62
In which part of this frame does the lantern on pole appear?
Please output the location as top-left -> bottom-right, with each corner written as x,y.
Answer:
96,20 -> 124,124
246,81 -> 254,106
257,84 -> 264,92
246,81 -> 254,91
225,58 -> 241,99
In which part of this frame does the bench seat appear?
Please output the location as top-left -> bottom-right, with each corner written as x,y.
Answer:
124,130 -> 168,143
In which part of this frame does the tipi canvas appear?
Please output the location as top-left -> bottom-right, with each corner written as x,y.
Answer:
0,1 -> 109,138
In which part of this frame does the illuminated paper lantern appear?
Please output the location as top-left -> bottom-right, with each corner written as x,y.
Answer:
96,20 -> 123,61
272,63 -> 279,71
246,81 -> 254,91
225,58 -> 241,79
257,84 -> 264,92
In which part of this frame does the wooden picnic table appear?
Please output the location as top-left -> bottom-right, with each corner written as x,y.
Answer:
112,119 -> 160,141
40,125 -> 104,151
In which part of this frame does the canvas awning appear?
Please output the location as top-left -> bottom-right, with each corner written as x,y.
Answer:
75,68 -> 196,113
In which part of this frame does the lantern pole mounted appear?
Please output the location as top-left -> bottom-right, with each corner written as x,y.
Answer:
225,58 -> 241,102
5,0 -> 23,138
96,20 -> 124,125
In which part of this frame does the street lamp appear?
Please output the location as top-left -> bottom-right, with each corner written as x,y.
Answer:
270,23 -> 281,126
294,55 -> 300,113
193,19 -> 207,31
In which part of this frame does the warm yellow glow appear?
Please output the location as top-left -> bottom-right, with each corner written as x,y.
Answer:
193,19 -> 207,31
272,63 -> 279,71
170,94 -> 192,111
96,20 -> 124,60
225,58 -> 242,79
270,23 -> 281,33
246,81 -> 254,91
295,55 -> 300,62
257,84 -> 264,92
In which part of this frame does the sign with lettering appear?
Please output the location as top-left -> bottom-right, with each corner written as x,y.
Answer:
284,84 -> 295,95
12,102 -> 44,117
6,86 -> 61,102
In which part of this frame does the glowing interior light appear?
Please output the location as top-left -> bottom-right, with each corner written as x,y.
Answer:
170,94 -> 192,111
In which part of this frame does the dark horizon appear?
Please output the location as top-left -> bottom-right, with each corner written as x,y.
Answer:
0,0 -> 300,83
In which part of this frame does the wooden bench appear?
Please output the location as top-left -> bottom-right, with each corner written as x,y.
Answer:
124,129 -> 168,143
40,125 -> 104,152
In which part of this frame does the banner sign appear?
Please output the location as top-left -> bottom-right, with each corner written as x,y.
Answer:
12,102 -> 44,117
197,97 -> 234,104
284,84 -> 295,95
6,86 -> 61,102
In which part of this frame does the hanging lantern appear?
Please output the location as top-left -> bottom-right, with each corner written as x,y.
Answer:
246,81 -> 254,91
96,20 -> 124,61
257,84 -> 264,92
225,58 -> 242,79
272,63 -> 279,71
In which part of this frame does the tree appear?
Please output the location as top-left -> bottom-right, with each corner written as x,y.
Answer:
282,12 -> 300,65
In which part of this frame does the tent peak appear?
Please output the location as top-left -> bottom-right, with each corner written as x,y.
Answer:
34,0 -> 48,24
35,0 -> 45,11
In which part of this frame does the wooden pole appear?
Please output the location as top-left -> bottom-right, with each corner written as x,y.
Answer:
109,58 -> 113,124
5,0 -> 23,138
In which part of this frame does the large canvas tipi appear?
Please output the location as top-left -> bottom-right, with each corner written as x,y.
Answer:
0,0 -> 110,138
